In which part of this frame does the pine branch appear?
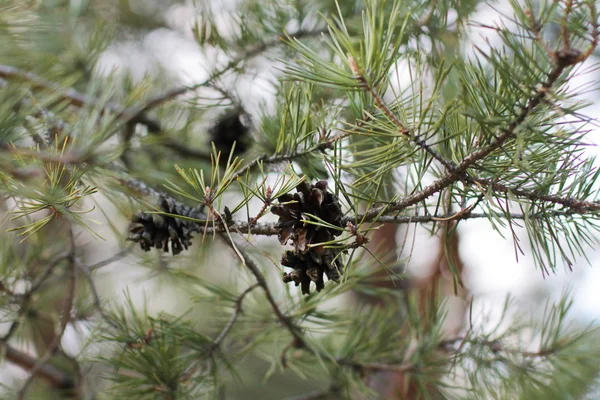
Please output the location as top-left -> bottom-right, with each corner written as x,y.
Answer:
228,132 -> 350,182
2,344 -> 76,391
473,177 -> 600,212
219,233 -> 308,349
209,283 -> 260,352
349,56 -> 456,172
355,45 -> 592,223
0,64 -> 160,131
123,160 -> 597,237
133,28 -> 329,118
17,230 -> 77,399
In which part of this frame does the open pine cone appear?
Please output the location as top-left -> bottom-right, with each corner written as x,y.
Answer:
129,196 -> 204,255
271,180 -> 343,251
272,180 -> 345,294
281,246 -> 343,295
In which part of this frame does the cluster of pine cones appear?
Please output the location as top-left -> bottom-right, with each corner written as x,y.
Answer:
128,177 -> 346,294
271,180 -> 345,294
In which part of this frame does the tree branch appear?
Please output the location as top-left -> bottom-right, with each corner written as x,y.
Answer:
133,28 -> 328,118
219,233 -> 308,349
227,131 -> 351,183
17,231 -> 78,399
209,283 -> 260,352
2,344 -> 76,391
0,64 -> 160,131
354,47 -> 586,223
0,28 -> 329,164
284,385 -> 340,400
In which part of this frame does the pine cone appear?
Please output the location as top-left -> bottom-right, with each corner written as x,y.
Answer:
281,247 -> 343,295
271,180 -> 343,251
129,196 -> 204,255
209,108 -> 250,160
272,180 -> 345,294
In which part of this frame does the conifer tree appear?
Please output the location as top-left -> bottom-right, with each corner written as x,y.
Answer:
1,0 -> 600,398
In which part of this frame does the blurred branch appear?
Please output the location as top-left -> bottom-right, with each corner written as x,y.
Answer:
182,283 -> 261,381
17,231 -> 78,400
284,385 -> 340,400
0,64 -> 159,131
134,28 -> 328,117
2,344 -> 76,391
228,132 -> 351,182
1,252 -> 70,345
440,336 -> 558,358
0,28 -> 328,164
78,259 -> 119,329
209,283 -> 260,353
86,247 -> 131,272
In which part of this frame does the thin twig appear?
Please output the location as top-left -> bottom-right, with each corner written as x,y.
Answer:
219,233 -> 307,348
474,177 -> 600,212
131,28 -> 328,119
17,231 -> 78,400
440,336 -> 556,358
87,248 -> 131,272
3,344 -> 76,390
210,283 -> 260,352
78,260 -> 118,329
228,132 -> 351,183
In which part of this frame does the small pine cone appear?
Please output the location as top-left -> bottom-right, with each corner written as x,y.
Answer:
271,180 -> 343,251
281,249 -> 343,295
209,108 -> 251,161
129,196 -> 204,255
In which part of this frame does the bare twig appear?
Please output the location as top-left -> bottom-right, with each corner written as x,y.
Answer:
86,248 -> 131,272
132,28 -> 328,118
219,233 -> 307,349
210,283 -> 260,352
17,231 -> 78,400
78,260 -> 118,329
3,344 -> 76,391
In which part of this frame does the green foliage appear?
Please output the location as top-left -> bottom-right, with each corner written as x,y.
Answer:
1,0 -> 600,398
